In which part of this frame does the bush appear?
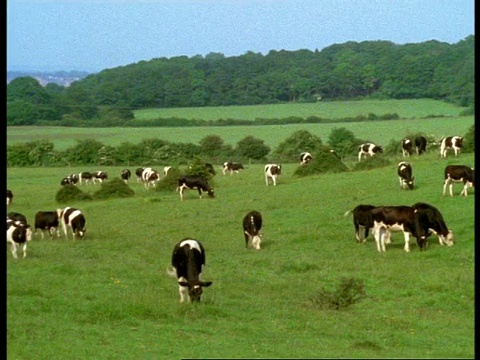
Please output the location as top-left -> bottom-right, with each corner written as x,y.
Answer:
93,178 -> 135,200
154,167 -> 183,192
352,154 -> 391,171
294,148 -> 349,177
307,277 -> 366,310
462,123 -> 475,153
55,185 -> 93,203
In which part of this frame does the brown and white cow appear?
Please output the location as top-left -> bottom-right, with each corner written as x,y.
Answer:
358,143 -> 383,162
443,165 -> 474,196
397,161 -> 414,190
265,164 -> 281,186
243,210 -> 263,250
440,136 -> 463,158
167,238 -> 213,303
401,139 -> 413,157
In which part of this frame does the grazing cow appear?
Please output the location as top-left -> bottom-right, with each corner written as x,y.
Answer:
57,207 -> 86,239
135,167 -> 146,182
120,169 -> 131,184
177,175 -> 215,201
141,167 -> 161,188
222,162 -> 245,175
411,202 -> 454,247
78,171 -> 94,185
163,166 -> 172,176
401,139 -> 413,157
61,174 -> 79,186
7,212 -> 28,225
92,171 -> 108,183
344,204 -> 377,243
7,190 -> 13,206
443,165 -> 475,197
167,238 -> 213,303
265,164 -> 281,186
34,211 -> 60,239
358,143 -> 383,162
397,161 -> 415,190
7,219 -> 31,259
440,136 -> 463,158
300,152 -> 312,165
243,210 -> 263,250
415,136 -> 427,155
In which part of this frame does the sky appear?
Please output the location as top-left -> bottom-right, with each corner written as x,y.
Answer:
7,0 -> 475,73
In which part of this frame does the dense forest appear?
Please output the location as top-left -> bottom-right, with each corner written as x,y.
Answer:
7,36 -> 474,126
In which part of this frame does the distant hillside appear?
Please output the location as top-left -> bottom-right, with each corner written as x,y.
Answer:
7,70 -> 90,87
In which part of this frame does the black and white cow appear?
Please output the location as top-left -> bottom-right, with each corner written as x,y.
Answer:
358,143 -> 383,162
222,162 -> 244,175
57,207 -> 86,239
243,210 -> 263,250
7,190 -> 13,206
397,161 -> 415,190
78,171 -> 94,185
120,169 -> 131,184
265,164 -> 281,186
401,139 -> 413,157
167,238 -> 213,303
141,167 -> 161,188
163,166 -> 172,176
61,174 -> 79,186
415,136 -> 427,155
34,211 -> 60,239
440,136 -> 463,158
135,167 -> 146,182
177,175 -> 215,201
443,165 -> 475,197
300,152 -> 312,165
344,204 -> 379,243
411,202 -> 454,247
92,171 -> 108,183
7,218 -> 31,259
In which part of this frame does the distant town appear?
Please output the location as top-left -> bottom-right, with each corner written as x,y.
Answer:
7,70 -> 91,87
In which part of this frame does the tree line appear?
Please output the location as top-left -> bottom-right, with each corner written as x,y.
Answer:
7,36 -> 474,126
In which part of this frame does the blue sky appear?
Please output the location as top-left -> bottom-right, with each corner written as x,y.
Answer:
7,0 -> 474,73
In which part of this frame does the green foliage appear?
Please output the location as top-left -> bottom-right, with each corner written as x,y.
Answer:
64,139 -> 106,165
352,153 -> 392,171
154,167 -> 183,192
327,127 -> 361,157
55,184 -> 93,203
272,130 -> 323,162
307,277 -> 367,310
93,178 -> 135,200
293,148 -> 349,176
462,123 -> 475,153
234,135 -> 270,161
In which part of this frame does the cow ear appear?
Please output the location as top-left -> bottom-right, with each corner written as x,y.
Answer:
178,281 -> 188,287
201,281 -> 213,287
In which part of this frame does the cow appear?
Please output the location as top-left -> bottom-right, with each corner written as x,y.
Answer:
440,136 -> 463,158
358,143 -> 383,162
243,210 -> 263,250
222,162 -> 244,175
397,161 -> 415,190
141,167 -> 161,188
78,171 -> 94,185
135,167 -> 146,182
411,202 -> 454,247
7,219 -> 31,259
92,171 -> 108,183
120,169 -> 131,184
177,175 -> 215,201
415,136 -> 427,155
163,166 -> 172,176
167,238 -> 213,303
344,204 -> 379,243
57,207 -> 86,239
34,211 -> 60,239
443,165 -> 475,197
7,190 -> 13,206
371,205 -> 428,253
61,174 -> 79,186
401,139 -> 413,157
205,163 -> 216,176
7,212 -> 28,225
300,152 -> 312,165
265,164 -> 281,186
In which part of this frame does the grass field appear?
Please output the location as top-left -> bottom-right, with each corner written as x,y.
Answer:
7,150 -> 475,359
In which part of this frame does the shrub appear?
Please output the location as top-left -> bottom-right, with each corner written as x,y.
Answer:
154,167 -> 183,192
93,178 -> 135,200
352,154 -> 391,171
307,277 -> 366,310
462,123 -> 475,153
294,148 -> 349,177
55,185 -> 93,203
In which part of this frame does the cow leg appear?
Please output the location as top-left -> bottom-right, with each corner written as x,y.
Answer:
197,188 -> 202,199
265,175 -> 269,186
449,183 -> 454,197
252,235 -> 261,250
442,180 -> 449,196
272,176 -> 277,186
354,223 -> 361,242
244,231 -> 251,248
460,183 -> 468,196
22,243 -> 27,258
373,227 -> 383,252
10,243 -> 18,259
178,279 -> 189,303
403,232 -> 410,252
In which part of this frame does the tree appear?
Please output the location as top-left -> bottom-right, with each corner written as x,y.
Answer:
272,130 -> 323,162
235,136 -> 270,161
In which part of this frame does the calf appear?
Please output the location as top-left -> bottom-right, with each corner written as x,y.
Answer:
415,136 -> 427,155
243,210 -> 263,250
411,202 -> 453,247
7,189 -> 13,206
371,206 -> 428,253
401,139 -> 413,157
440,136 -> 463,158
265,164 -> 281,186
177,175 -> 215,201
120,169 -> 131,184
358,143 -> 383,162
34,211 -> 60,239
443,165 -> 474,197
222,162 -> 244,175
300,152 -> 312,164
168,238 -> 213,303
7,219 -> 31,259
141,167 -> 160,188
397,161 -> 415,190
57,207 -> 86,239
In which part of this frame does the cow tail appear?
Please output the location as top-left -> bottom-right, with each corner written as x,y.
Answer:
166,267 -> 177,278
344,210 -> 352,217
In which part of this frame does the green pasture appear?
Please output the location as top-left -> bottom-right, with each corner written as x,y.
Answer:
7,117 -> 474,153
7,151 -> 475,359
134,99 -> 464,121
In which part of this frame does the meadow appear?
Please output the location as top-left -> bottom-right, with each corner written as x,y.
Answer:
6,149 -> 475,358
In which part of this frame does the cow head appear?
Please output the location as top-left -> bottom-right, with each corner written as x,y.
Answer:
405,177 -> 415,190
207,188 -> 215,198
178,280 -> 213,302
438,230 -> 454,247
